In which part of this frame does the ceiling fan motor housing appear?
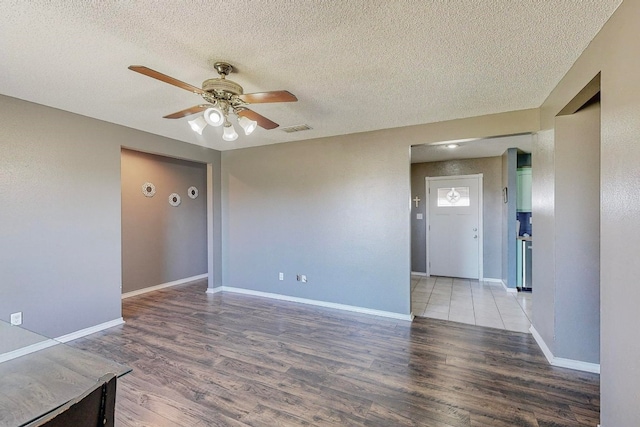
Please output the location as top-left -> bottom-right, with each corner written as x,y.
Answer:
202,78 -> 243,95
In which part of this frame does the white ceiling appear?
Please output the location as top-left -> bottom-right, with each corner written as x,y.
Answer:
0,1 -> 620,152
411,134 -> 532,164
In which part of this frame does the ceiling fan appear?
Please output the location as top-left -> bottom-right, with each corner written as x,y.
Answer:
128,62 -> 297,140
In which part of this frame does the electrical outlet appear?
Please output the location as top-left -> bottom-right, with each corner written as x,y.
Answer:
279,272 -> 284,281
10,312 -> 22,326
301,275 -> 307,283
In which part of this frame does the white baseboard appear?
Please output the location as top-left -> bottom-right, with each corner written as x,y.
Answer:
411,271 -> 427,276
530,325 -> 600,374
55,318 -> 125,343
0,338 -> 59,363
214,286 -> 413,321
122,273 -> 208,299
482,278 -> 518,293
0,318 -> 125,363
498,279 -> 518,293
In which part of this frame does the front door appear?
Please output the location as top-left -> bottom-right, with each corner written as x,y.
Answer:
427,175 -> 482,279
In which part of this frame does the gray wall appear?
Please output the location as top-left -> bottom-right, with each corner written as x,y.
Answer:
554,102 -> 601,363
218,109 -> 537,317
501,148 -> 517,287
533,102 -> 601,364
121,149 -> 207,293
0,94 -> 222,338
222,135 -> 412,315
536,1 -> 639,423
219,107 -> 538,316
532,130 -> 556,353
410,157 -> 503,279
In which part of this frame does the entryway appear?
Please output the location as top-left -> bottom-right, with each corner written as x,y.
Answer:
411,274 -> 532,333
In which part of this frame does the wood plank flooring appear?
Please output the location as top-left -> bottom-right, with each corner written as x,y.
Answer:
69,280 -> 600,426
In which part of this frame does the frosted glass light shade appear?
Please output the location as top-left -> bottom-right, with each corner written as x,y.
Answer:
222,123 -> 238,141
188,116 -> 207,135
238,116 -> 258,135
203,107 -> 225,127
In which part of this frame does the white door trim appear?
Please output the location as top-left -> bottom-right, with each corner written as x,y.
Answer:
425,174 -> 483,279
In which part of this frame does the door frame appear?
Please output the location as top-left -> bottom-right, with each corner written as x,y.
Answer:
425,174 -> 484,279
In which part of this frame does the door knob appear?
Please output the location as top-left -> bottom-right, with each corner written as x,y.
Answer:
473,235 -> 478,239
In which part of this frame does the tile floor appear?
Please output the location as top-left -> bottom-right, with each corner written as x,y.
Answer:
411,274 -> 533,333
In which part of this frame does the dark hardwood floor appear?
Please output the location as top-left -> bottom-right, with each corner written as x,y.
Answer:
70,280 -> 600,426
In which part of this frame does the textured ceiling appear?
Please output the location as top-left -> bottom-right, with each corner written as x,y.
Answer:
0,1 -> 620,152
411,134 -> 532,164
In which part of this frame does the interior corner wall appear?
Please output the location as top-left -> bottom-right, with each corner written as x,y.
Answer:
531,129 -> 556,354
553,101 -> 600,364
121,149 -> 207,293
534,101 -> 601,366
411,157 -> 503,279
222,134 -> 412,315
537,1 -> 638,424
501,148 -> 517,287
0,94 -> 222,338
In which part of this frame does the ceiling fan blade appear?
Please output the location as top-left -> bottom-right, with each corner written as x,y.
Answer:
129,65 -> 205,95
237,108 -> 279,130
163,105 -> 209,119
238,91 -> 297,104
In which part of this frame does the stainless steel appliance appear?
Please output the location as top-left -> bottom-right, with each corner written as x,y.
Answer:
522,240 -> 532,291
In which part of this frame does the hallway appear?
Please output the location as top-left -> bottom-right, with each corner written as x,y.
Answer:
411,275 -> 532,333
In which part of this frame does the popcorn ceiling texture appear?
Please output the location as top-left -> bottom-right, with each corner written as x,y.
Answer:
0,1 -> 620,150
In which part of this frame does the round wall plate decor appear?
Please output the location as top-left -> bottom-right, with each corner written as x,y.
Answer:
168,193 -> 181,207
142,182 -> 156,197
188,186 -> 199,199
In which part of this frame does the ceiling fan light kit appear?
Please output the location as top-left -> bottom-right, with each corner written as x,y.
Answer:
128,61 -> 297,142
203,106 -> 225,127
188,116 -> 208,135
238,115 -> 257,135
222,122 -> 239,141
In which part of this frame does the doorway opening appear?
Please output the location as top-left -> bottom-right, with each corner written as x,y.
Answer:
120,148 -> 211,301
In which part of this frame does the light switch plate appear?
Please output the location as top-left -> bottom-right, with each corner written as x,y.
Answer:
417,213 -> 423,220
10,312 -> 22,326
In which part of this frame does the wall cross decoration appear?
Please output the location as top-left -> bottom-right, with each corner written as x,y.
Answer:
413,196 -> 421,208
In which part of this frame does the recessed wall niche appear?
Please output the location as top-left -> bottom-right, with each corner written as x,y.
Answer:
121,148 -> 207,294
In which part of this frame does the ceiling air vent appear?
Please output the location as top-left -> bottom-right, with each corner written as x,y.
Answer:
281,124 -> 312,133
